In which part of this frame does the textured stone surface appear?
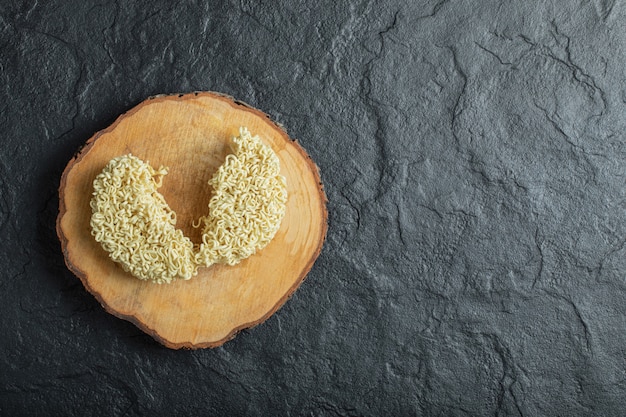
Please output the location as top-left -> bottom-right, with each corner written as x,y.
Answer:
1,0 -> 626,415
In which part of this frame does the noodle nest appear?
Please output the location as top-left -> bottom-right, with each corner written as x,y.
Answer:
90,127 -> 287,284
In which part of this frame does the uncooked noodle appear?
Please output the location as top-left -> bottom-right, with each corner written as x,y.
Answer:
89,127 -> 287,284
195,127 -> 287,267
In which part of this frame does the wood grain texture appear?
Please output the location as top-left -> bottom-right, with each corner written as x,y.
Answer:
56,92 -> 327,349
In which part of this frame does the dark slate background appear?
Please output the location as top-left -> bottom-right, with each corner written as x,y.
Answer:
1,0 -> 625,415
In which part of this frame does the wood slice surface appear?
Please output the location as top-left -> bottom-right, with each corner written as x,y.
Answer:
56,92 -> 327,349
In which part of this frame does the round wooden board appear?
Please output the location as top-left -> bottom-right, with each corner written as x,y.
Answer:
56,92 -> 327,349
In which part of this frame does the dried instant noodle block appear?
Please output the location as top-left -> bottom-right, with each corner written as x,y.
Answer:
90,155 -> 198,283
195,127 -> 287,267
89,127 -> 287,284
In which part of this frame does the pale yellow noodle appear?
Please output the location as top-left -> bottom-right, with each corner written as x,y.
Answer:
90,155 -> 197,284
195,127 -> 287,267
90,127 -> 287,283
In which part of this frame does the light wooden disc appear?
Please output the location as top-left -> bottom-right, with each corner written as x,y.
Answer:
57,92 -> 327,349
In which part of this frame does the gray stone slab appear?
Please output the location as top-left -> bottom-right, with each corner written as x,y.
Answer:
1,0 -> 625,415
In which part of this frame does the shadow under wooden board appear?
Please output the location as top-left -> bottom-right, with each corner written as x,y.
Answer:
57,92 -> 327,349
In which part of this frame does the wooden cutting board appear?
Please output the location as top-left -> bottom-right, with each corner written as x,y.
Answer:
56,92 -> 327,349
